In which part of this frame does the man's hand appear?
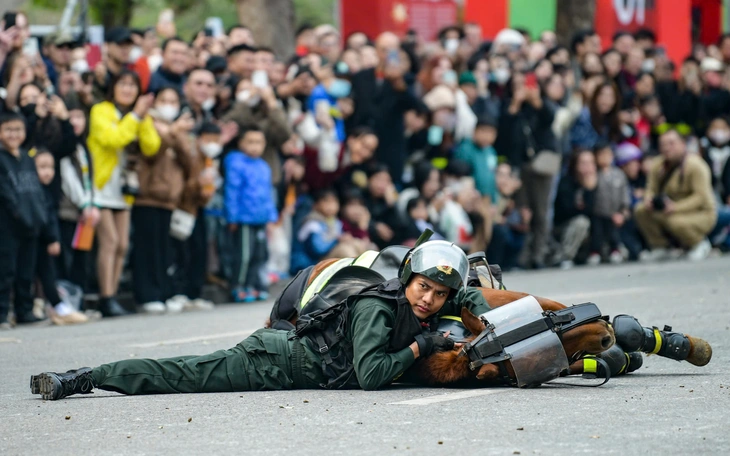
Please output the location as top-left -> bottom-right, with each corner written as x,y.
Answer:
266,222 -> 276,238
612,212 -> 626,227
374,222 -> 394,241
47,242 -> 61,257
663,198 -> 676,214
49,95 -> 69,121
219,121 -> 239,146
414,333 -> 455,358
172,112 -> 195,134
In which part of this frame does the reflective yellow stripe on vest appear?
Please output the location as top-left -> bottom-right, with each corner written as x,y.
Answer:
352,250 -> 379,267
300,258 -> 355,309
439,315 -> 462,323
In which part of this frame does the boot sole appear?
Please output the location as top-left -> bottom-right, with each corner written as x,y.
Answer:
33,373 -> 60,400
686,335 -> 713,366
30,375 -> 41,394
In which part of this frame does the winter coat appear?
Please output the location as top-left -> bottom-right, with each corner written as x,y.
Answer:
0,148 -> 48,238
223,150 -> 278,225
593,166 -> 631,218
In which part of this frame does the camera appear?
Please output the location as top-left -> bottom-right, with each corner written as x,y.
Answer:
652,195 -> 666,211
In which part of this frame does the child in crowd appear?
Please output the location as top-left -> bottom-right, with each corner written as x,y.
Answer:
290,188 -> 363,272
33,148 -> 89,325
454,115 -> 499,203
636,95 -> 665,155
340,189 -> 373,243
615,142 -> 648,261
224,125 -> 277,303
0,113 -> 49,328
402,196 -> 445,243
57,95 -> 99,295
590,141 -> 631,265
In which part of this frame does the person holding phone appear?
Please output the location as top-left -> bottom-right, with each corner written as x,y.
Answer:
495,70 -> 558,269
350,32 -> 421,187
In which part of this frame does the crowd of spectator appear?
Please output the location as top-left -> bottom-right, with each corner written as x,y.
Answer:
1,10 -> 729,330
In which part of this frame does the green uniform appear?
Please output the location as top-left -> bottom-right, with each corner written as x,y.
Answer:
90,288 -> 489,395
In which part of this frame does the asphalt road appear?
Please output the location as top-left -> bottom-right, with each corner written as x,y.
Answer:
2,257 -> 729,455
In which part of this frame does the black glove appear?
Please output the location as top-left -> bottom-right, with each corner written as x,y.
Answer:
414,333 -> 455,358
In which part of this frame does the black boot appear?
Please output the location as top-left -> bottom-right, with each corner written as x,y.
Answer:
588,344 -> 644,378
612,315 -> 712,366
98,297 -> 130,317
30,367 -> 95,400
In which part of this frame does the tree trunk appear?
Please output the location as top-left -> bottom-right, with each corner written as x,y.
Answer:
91,0 -> 135,28
236,0 -> 295,60
556,0 -> 596,47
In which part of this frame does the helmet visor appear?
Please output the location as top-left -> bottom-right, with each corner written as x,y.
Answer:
409,242 -> 470,290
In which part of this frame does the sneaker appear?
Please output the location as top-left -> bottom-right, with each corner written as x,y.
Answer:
586,253 -> 602,266
0,321 -> 12,331
30,367 -> 95,400
165,296 -> 187,314
256,291 -> 270,301
687,239 -> 712,261
560,260 -> 574,270
33,298 -> 46,320
99,297 -> 131,317
609,250 -> 624,264
142,301 -> 166,314
243,288 -> 257,303
183,298 -> 215,311
640,248 -> 669,262
47,303 -> 89,326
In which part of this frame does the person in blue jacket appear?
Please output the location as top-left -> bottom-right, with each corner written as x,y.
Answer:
290,188 -> 345,274
224,125 -> 278,303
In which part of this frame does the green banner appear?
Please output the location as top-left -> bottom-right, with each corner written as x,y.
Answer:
509,0 -> 557,39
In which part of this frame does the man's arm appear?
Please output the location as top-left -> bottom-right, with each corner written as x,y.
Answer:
350,299 -> 417,391
673,159 -> 716,213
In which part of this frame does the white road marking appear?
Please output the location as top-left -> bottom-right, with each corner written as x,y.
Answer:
550,286 -> 653,302
389,388 -> 509,405
127,330 -> 255,348
0,337 -> 21,344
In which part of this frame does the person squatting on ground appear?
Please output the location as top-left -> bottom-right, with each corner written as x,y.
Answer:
634,129 -> 717,261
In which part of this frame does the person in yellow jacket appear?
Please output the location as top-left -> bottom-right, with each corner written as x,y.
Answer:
87,69 -> 161,317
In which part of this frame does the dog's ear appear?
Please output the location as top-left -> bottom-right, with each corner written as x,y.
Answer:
461,307 -> 486,335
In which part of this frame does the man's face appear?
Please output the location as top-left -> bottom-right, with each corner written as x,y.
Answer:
348,133 -> 377,164
0,120 -> 27,151
184,70 -> 215,106
256,50 -> 275,73
163,40 -> 189,75
659,131 -> 687,163
375,33 -> 400,66
229,50 -> 255,78
49,43 -> 72,68
405,274 -> 451,320
319,33 -> 341,62
229,28 -> 254,47
107,42 -> 132,65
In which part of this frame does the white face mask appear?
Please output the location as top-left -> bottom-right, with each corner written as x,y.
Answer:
70,59 -> 90,74
444,38 -> 460,55
200,142 -> 222,158
154,104 -> 180,122
128,46 -> 143,63
236,89 -> 261,107
147,54 -> 163,72
493,68 -> 511,85
709,129 -> 730,145
201,98 -> 216,111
